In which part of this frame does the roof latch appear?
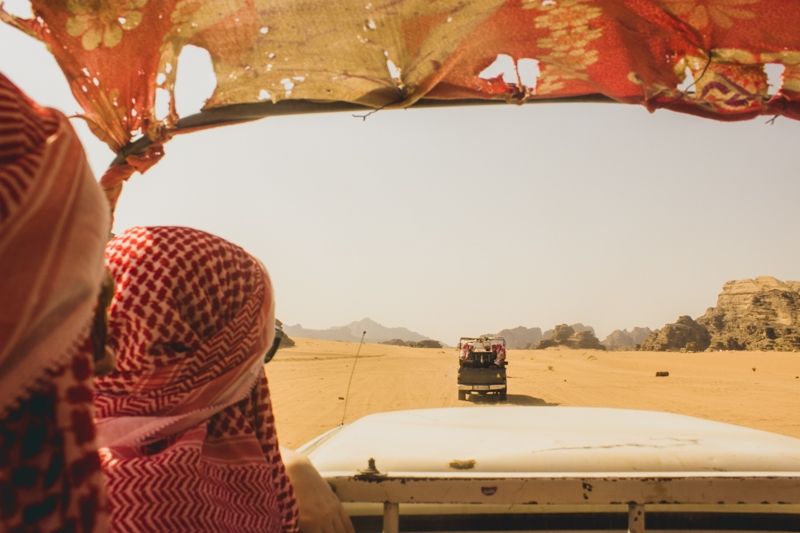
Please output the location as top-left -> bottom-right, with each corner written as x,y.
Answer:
355,457 -> 387,481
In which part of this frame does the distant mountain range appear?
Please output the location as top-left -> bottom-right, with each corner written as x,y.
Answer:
489,323 -> 655,350
491,326 -> 543,349
284,317 -> 654,350
491,323 -> 595,349
284,318 -> 430,344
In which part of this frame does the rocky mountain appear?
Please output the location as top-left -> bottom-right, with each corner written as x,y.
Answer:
284,317 -> 430,344
491,326 -> 543,349
536,324 -> 605,350
542,323 -> 594,341
602,327 -> 652,350
637,276 -> 800,352
640,316 -> 710,352
487,323 -> 598,349
697,276 -> 800,351
571,330 -> 606,349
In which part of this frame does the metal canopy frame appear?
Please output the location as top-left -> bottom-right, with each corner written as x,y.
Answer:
111,95 -> 615,166
327,473 -> 800,532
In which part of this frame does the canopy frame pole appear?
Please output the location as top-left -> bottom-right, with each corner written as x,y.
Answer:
627,503 -> 645,533
383,501 -> 399,533
109,95 -> 614,167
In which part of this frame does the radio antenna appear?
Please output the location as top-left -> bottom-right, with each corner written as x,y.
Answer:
340,330 -> 367,426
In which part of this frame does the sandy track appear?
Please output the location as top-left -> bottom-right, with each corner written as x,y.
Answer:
266,338 -> 800,448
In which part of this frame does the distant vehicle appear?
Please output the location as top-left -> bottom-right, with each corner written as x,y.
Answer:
457,336 -> 507,401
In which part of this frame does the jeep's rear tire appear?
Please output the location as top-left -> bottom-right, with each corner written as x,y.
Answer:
458,391 -> 467,401
498,390 -> 507,401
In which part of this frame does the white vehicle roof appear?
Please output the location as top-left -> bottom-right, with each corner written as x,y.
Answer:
301,406 -> 800,476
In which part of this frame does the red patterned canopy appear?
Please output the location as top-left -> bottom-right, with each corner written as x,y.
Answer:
3,1 -> 799,207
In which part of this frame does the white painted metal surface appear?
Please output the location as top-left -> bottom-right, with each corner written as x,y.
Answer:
301,407 -> 800,475
301,407 -> 800,530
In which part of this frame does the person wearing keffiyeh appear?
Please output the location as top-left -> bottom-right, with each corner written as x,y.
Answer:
94,226 -> 353,532
0,73 -> 110,532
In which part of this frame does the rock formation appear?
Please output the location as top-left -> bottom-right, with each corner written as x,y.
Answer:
542,323 -> 594,341
381,339 -> 443,348
602,327 -> 652,350
697,276 -> 800,351
640,316 -> 710,352
493,326 -> 543,349
536,324 -> 605,350
552,324 -> 575,343
571,330 -> 606,349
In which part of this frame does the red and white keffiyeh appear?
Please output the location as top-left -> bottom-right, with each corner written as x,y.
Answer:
94,226 -> 299,532
0,73 -> 110,532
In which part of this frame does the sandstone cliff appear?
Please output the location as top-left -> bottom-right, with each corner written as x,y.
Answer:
697,276 -> 800,351
640,316 -> 710,352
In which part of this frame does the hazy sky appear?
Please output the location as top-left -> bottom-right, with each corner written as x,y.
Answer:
3,21 -> 799,344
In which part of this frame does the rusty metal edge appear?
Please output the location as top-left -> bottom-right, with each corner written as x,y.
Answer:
326,474 -> 800,506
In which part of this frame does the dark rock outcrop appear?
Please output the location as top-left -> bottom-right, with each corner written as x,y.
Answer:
602,327 -> 652,350
536,324 -> 605,350
697,276 -> 800,351
380,338 -> 443,349
542,323 -> 594,341
640,316 -> 710,352
552,324 -> 575,343
571,330 -> 605,349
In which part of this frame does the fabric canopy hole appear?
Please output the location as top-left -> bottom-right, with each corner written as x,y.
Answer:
765,63 -> 785,95
479,54 -> 540,91
677,66 -> 696,93
2,0 -> 31,18
386,59 -> 402,83
517,58 -> 541,92
154,88 -> 170,121
479,53 -> 517,84
174,45 -> 216,118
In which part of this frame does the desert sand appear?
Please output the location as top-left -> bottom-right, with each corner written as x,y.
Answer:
266,338 -> 800,449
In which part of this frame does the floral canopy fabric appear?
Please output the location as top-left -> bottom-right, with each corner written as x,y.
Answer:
3,0 -> 799,207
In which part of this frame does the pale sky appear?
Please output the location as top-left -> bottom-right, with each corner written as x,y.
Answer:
2,22 -> 799,344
